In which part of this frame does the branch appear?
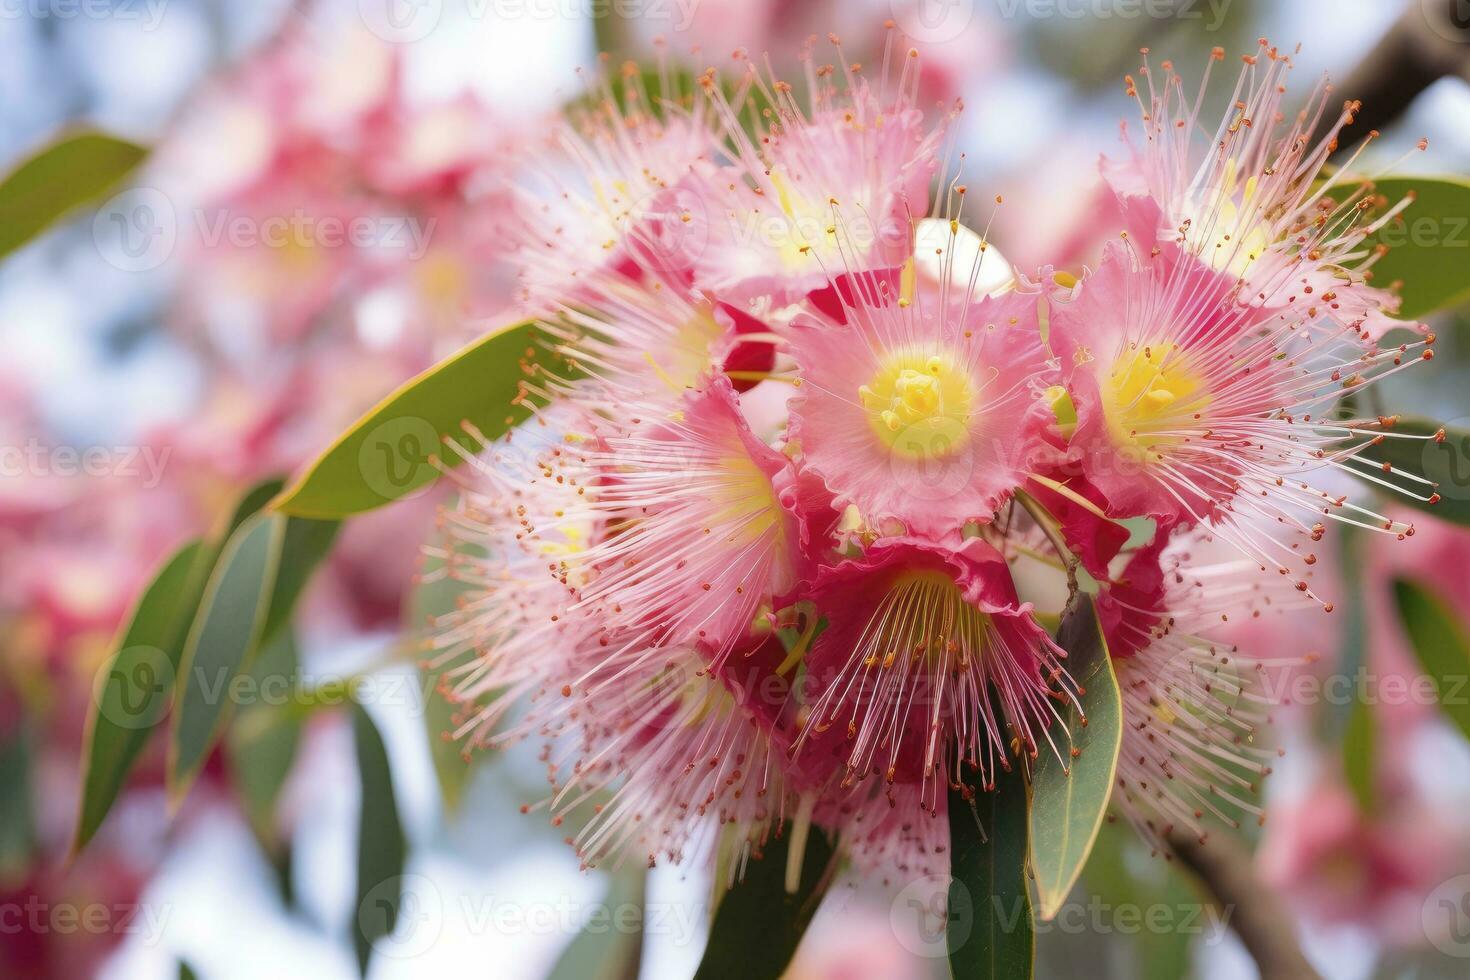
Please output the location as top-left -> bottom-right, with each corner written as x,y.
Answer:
1166,829 -> 1321,980
1321,1 -> 1470,156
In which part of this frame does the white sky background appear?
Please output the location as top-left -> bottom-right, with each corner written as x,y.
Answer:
2,1 -> 1467,978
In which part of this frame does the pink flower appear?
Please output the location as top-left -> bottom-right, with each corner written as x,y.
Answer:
504,68 -> 721,310
1259,772 -> 1462,945
1104,42 -> 1426,340
1047,239 -> 1432,603
1095,527 -> 1311,847
789,276 -> 1053,536
793,537 -> 1076,819
668,47 -> 948,304
552,376 -> 807,668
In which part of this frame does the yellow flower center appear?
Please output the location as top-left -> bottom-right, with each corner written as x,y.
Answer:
1102,342 -> 1210,461
858,349 -> 973,461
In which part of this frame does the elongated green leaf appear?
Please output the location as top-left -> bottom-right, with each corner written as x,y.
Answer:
1364,177 -> 1470,320
1080,821 -> 1200,980
0,723 -> 35,879
0,131 -> 147,258
1392,578 -> 1470,741
275,319 -> 564,518
1353,415 -> 1470,526
548,869 -> 646,980
168,514 -> 285,806
408,552 -> 483,811
229,478 -> 287,534
352,703 -> 407,977
226,630 -> 303,854
75,477 -> 289,852
1333,527 -> 1376,811
261,516 -> 339,642
694,825 -> 835,980
73,539 -> 210,853
1029,595 -> 1123,920
1343,695 -> 1376,811
948,759 -> 1034,980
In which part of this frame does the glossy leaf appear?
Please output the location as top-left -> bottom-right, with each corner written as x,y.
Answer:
73,540 -> 210,853
0,130 -> 147,258
352,702 -> 407,977
1029,595 -> 1123,920
1332,526 -> 1375,811
168,514 -> 285,807
1355,415 -> 1470,526
407,552 -> 483,811
948,759 -> 1034,980
0,723 -> 35,878
547,868 -> 646,980
275,319 -> 562,518
226,630 -> 304,854
1363,177 -> 1470,320
694,825 -> 835,980
1392,577 -> 1470,741
1078,821 -> 1200,980
1342,695 -> 1376,811
260,516 -> 339,642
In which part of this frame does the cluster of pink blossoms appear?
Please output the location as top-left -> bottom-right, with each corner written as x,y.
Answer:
424,37 -> 1435,879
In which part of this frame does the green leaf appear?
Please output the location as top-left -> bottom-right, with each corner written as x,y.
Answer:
0,723 -> 35,881
168,514 -> 285,807
227,478 -> 287,535
0,130 -> 147,259
947,759 -> 1034,980
351,702 -> 407,977
1334,527 -> 1376,811
1362,177 -> 1470,319
547,868 -> 646,980
73,539 -> 211,853
1342,695 -> 1376,812
74,477 -> 290,852
694,824 -> 835,980
260,516 -> 339,642
1392,577 -> 1470,741
225,630 -> 304,854
275,319 -> 564,519
1029,594 -> 1123,921
1353,415 -> 1470,526
407,552 -> 483,812
1079,820 -> 1199,980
